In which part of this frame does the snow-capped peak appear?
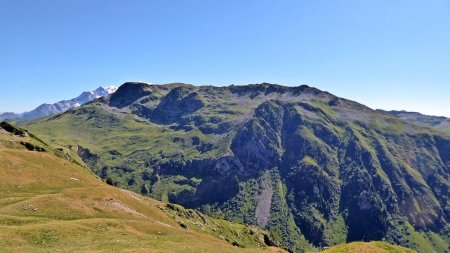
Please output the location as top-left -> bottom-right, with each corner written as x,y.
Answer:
104,86 -> 118,94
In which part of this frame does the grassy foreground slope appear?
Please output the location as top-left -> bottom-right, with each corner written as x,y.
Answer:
317,242 -> 416,253
0,122 -> 284,253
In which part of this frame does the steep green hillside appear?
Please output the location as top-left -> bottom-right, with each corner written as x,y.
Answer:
0,122 -> 284,252
26,82 -> 450,252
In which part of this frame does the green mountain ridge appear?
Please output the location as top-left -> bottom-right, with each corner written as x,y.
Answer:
25,82 -> 450,252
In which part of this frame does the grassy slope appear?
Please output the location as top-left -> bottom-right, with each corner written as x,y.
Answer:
0,127 -> 284,253
316,242 -> 416,253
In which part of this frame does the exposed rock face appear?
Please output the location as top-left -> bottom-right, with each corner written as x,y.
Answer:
109,82 -> 152,109
256,176 -> 273,228
1,121 -> 28,136
150,87 -> 205,124
72,145 -> 100,167
26,82 -> 450,253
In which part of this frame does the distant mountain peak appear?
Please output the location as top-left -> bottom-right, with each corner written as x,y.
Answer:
93,86 -> 118,96
0,85 -> 119,123
104,85 -> 118,94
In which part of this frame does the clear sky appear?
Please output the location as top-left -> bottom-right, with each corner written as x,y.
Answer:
1,0 -> 449,116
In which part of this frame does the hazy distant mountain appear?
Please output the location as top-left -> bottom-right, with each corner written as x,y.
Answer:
379,110 -> 450,133
0,112 -> 20,120
0,86 -> 117,123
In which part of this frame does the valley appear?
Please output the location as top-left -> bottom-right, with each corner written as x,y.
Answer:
0,122 -> 285,252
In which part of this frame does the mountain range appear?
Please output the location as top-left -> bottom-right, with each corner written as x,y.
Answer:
22,82 -> 450,252
0,86 -> 117,123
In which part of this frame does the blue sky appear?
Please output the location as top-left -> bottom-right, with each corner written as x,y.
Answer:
1,0 -> 449,116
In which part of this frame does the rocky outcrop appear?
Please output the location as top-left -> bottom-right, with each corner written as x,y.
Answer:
109,82 -> 152,109
150,87 -> 205,124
